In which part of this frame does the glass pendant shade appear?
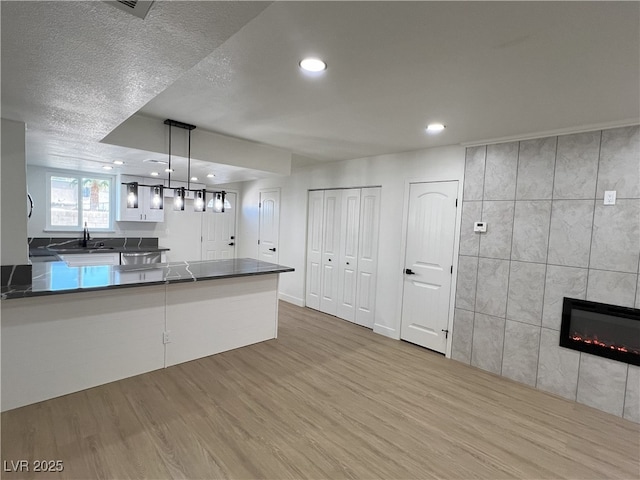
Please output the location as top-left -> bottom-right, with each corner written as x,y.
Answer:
194,189 -> 206,212
150,185 -> 164,210
126,182 -> 139,208
173,187 -> 185,211
212,192 -> 225,213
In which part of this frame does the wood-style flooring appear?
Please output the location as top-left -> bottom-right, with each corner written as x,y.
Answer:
2,302 -> 639,479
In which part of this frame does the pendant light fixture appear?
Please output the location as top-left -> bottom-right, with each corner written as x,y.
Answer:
126,182 -> 138,208
212,191 -> 226,213
150,185 -> 164,210
194,189 -> 206,212
121,120 -> 224,213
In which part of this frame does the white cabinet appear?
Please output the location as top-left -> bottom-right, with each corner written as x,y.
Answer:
116,184 -> 164,223
306,187 -> 381,328
58,252 -> 121,267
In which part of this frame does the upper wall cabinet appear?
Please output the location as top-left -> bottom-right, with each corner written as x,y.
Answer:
116,184 -> 164,223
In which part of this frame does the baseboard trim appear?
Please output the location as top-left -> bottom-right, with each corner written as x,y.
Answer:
373,323 -> 399,340
279,293 -> 305,307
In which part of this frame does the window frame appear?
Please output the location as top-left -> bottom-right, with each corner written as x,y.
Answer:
45,170 -> 116,232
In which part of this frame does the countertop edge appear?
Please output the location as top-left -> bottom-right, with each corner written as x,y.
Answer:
2,266 -> 295,300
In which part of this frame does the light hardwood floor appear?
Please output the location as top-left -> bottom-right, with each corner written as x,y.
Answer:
2,301 -> 639,479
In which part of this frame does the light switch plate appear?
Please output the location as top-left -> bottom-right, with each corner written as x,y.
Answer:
604,190 -> 616,205
473,221 -> 487,233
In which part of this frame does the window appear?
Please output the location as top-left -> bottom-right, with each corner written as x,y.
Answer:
46,171 -> 115,231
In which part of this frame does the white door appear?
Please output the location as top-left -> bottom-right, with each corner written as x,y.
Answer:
201,192 -> 236,260
258,189 -> 280,264
319,189 -> 341,315
306,190 -> 325,310
354,187 -> 381,328
336,189 -> 361,322
400,181 -> 458,353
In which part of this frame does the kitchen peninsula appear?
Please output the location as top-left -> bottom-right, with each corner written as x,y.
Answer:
1,258 -> 294,411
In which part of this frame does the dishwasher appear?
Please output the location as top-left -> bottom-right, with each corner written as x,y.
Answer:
120,252 -> 162,265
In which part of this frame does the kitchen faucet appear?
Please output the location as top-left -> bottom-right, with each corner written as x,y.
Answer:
81,222 -> 90,248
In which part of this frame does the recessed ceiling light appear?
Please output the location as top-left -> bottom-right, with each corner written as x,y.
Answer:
165,168 -> 174,173
207,173 -> 215,178
426,123 -> 446,134
102,165 -> 113,170
113,160 -> 124,165
299,57 -> 327,72
150,171 -> 159,177
191,176 -> 198,182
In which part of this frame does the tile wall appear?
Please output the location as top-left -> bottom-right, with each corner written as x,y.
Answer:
452,125 -> 640,423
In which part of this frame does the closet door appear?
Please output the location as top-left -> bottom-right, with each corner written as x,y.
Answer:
319,190 -> 342,315
305,190 -> 325,310
355,187 -> 381,328
336,189 -> 361,322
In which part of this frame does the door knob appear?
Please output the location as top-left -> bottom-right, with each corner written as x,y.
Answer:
268,248 -> 276,252
405,268 -> 416,275
228,242 -> 235,246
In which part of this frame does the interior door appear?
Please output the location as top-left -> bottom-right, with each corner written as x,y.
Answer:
400,181 -> 458,353
258,189 -> 280,264
201,192 -> 237,260
354,187 -> 381,328
319,189 -> 341,315
336,189 -> 361,322
306,190 -> 325,310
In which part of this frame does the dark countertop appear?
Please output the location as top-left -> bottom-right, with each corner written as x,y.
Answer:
2,258 -> 294,300
28,236 -> 169,259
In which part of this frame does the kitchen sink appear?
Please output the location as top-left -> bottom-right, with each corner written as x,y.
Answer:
50,247 -> 116,253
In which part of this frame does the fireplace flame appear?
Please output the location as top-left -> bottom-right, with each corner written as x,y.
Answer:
570,333 -> 639,356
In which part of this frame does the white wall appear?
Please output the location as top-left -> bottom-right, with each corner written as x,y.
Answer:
27,165 -> 206,263
1,119 -> 29,265
232,145 -> 466,339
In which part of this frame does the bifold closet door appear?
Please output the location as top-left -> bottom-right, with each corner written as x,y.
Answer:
336,189 -> 361,322
319,190 -> 342,315
354,187 -> 380,328
305,190 -> 324,310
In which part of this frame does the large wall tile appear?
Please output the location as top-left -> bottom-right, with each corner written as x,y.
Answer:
483,142 -> 518,200
459,201 -> 482,256
471,313 -> 505,375
589,200 -> 640,273
576,354 -> 627,417
455,255 -> 478,311
547,200 -> 594,268
553,131 -> 600,199
596,126 -> 640,199
463,146 -> 486,201
451,309 -> 474,365
511,201 -> 551,263
507,261 -> 546,325
624,365 -> 640,423
542,265 -> 588,330
475,258 -> 509,318
586,270 -> 637,308
536,328 -> 580,400
502,320 -> 540,386
479,201 -> 514,259
516,137 -> 557,200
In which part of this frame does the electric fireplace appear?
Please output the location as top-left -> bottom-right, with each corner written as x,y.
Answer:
560,298 -> 640,366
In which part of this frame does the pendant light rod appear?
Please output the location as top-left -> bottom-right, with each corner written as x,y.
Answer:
167,123 -> 172,188
187,129 -> 191,191
164,118 -> 196,190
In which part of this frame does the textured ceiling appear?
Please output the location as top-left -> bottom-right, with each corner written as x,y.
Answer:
2,1 -> 639,179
